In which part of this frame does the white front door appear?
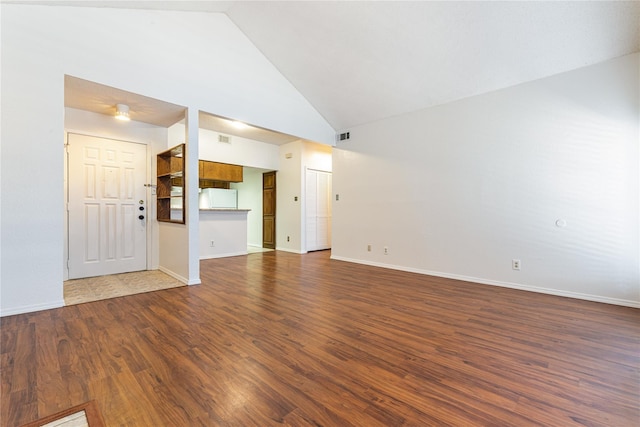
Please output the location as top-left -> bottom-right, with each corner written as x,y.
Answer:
67,133 -> 147,279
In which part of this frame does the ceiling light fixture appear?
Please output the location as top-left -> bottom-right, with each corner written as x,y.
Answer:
115,103 -> 130,121
231,121 -> 247,129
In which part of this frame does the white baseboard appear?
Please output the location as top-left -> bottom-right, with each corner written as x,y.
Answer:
200,251 -> 248,260
330,255 -> 640,308
275,247 -> 305,254
157,266 -> 197,285
1,300 -> 65,317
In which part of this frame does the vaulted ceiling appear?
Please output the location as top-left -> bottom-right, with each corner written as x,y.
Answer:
18,1 -> 640,133
225,1 -> 640,130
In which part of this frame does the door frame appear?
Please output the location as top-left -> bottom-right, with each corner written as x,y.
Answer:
304,167 -> 333,253
262,170 -> 276,249
64,131 -> 154,281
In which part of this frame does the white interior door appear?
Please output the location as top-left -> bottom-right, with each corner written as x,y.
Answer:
306,169 -> 332,252
306,172 -> 318,250
67,133 -> 147,279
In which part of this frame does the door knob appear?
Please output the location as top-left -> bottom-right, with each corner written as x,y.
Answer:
138,215 -> 145,220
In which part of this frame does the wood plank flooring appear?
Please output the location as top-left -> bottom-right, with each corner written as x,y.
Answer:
2,250 -> 639,426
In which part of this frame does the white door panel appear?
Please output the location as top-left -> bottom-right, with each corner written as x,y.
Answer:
68,133 -> 147,279
306,169 -> 332,252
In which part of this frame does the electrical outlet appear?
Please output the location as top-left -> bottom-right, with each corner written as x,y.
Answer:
210,240 -> 215,247
512,259 -> 521,270
367,244 -> 372,252
384,246 -> 388,255
287,236 -> 290,242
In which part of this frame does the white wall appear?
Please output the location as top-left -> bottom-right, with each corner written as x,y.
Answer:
277,141 -> 304,253
332,53 -> 639,307
0,4 -> 333,316
199,211 -> 249,259
198,127 -> 280,171
277,141 -> 333,253
303,142 -> 333,172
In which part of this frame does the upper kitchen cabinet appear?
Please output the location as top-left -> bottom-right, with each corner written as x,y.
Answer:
200,160 -> 243,183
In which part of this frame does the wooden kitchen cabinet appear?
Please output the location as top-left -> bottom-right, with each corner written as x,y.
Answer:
157,144 -> 185,224
200,160 -> 243,182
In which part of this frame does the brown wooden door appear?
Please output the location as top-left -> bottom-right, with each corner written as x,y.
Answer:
263,171 -> 276,249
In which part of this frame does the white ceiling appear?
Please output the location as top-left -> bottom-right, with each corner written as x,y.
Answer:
65,75 -> 186,127
64,75 -> 300,145
36,1 -> 640,138
225,1 -> 640,130
198,113 -> 300,145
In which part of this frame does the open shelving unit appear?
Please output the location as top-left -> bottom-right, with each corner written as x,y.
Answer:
157,144 -> 185,224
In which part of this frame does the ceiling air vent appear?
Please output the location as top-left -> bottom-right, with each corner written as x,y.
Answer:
218,134 -> 231,144
337,132 -> 350,142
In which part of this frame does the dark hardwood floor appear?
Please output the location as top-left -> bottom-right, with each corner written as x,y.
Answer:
2,251 -> 639,426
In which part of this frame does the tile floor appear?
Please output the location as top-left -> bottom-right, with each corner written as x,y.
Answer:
64,247 -> 274,305
64,270 -> 185,306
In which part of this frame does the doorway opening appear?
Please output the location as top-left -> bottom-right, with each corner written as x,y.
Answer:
262,171 -> 277,249
305,168 -> 332,252
66,133 -> 149,280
